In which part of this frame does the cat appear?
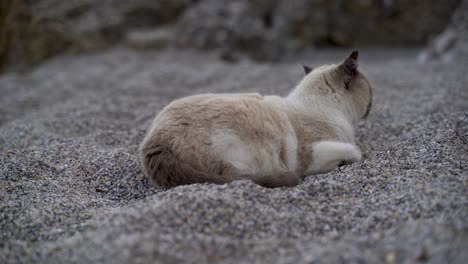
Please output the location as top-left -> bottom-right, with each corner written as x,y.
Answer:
140,50 -> 372,188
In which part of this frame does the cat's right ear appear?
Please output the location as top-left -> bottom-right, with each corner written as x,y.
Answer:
302,64 -> 313,75
340,50 -> 359,77
339,50 -> 359,89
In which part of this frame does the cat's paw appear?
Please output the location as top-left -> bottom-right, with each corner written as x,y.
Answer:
337,145 -> 362,167
343,144 -> 362,162
309,141 -> 362,174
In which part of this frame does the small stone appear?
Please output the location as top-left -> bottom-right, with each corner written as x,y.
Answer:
125,28 -> 174,50
385,252 -> 396,264
371,232 -> 381,240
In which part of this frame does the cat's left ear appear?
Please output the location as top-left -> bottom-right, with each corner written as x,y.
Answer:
302,64 -> 313,75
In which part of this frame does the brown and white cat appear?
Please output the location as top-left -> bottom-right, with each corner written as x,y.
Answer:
140,51 -> 372,188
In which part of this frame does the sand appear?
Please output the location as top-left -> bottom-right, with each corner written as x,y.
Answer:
1,48 -> 467,263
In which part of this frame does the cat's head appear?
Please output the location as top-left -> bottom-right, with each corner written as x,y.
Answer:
299,51 -> 372,121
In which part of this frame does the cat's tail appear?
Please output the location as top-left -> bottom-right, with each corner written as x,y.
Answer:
140,143 -> 233,188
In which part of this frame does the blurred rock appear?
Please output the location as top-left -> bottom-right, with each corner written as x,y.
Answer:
174,0 -> 286,61
418,0 -> 468,63
0,0 -> 72,72
1,0 -> 191,71
418,29 -> 457,64
0,0 -> 461,70
174,0 -> 460,61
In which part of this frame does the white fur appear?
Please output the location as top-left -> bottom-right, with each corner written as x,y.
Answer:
286,96 -> 356,143
212,129 -> 362,177
211,129 -> 297,178
210,130 -> 256,173
284,133 -> 299,173
307,141 -> 362,174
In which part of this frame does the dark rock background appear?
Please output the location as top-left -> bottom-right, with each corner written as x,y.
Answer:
418,0 -> 468,63
0,0 -> 462,70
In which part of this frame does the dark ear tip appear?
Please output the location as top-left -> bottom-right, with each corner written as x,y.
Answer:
350,50 -> 359,60
302,64 -> 313,75
341,50 -> 359,75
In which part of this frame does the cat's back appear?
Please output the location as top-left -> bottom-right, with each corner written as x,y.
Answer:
152,93 -> 288,136
157,93 -> 263,119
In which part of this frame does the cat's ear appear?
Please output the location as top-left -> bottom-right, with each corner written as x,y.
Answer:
302,64 -> 313,75
340,50 -> 359,76
339,50 -> 359,89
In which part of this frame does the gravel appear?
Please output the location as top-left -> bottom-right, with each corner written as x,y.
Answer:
0,48 -> 467,263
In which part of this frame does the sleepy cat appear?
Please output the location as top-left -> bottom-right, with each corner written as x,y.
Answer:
140,51 -> 372,188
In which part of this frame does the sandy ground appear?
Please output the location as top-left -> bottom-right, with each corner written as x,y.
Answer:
0,48 -> 467,263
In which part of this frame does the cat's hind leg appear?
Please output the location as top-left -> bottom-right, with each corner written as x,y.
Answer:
307,141 -> 362,174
